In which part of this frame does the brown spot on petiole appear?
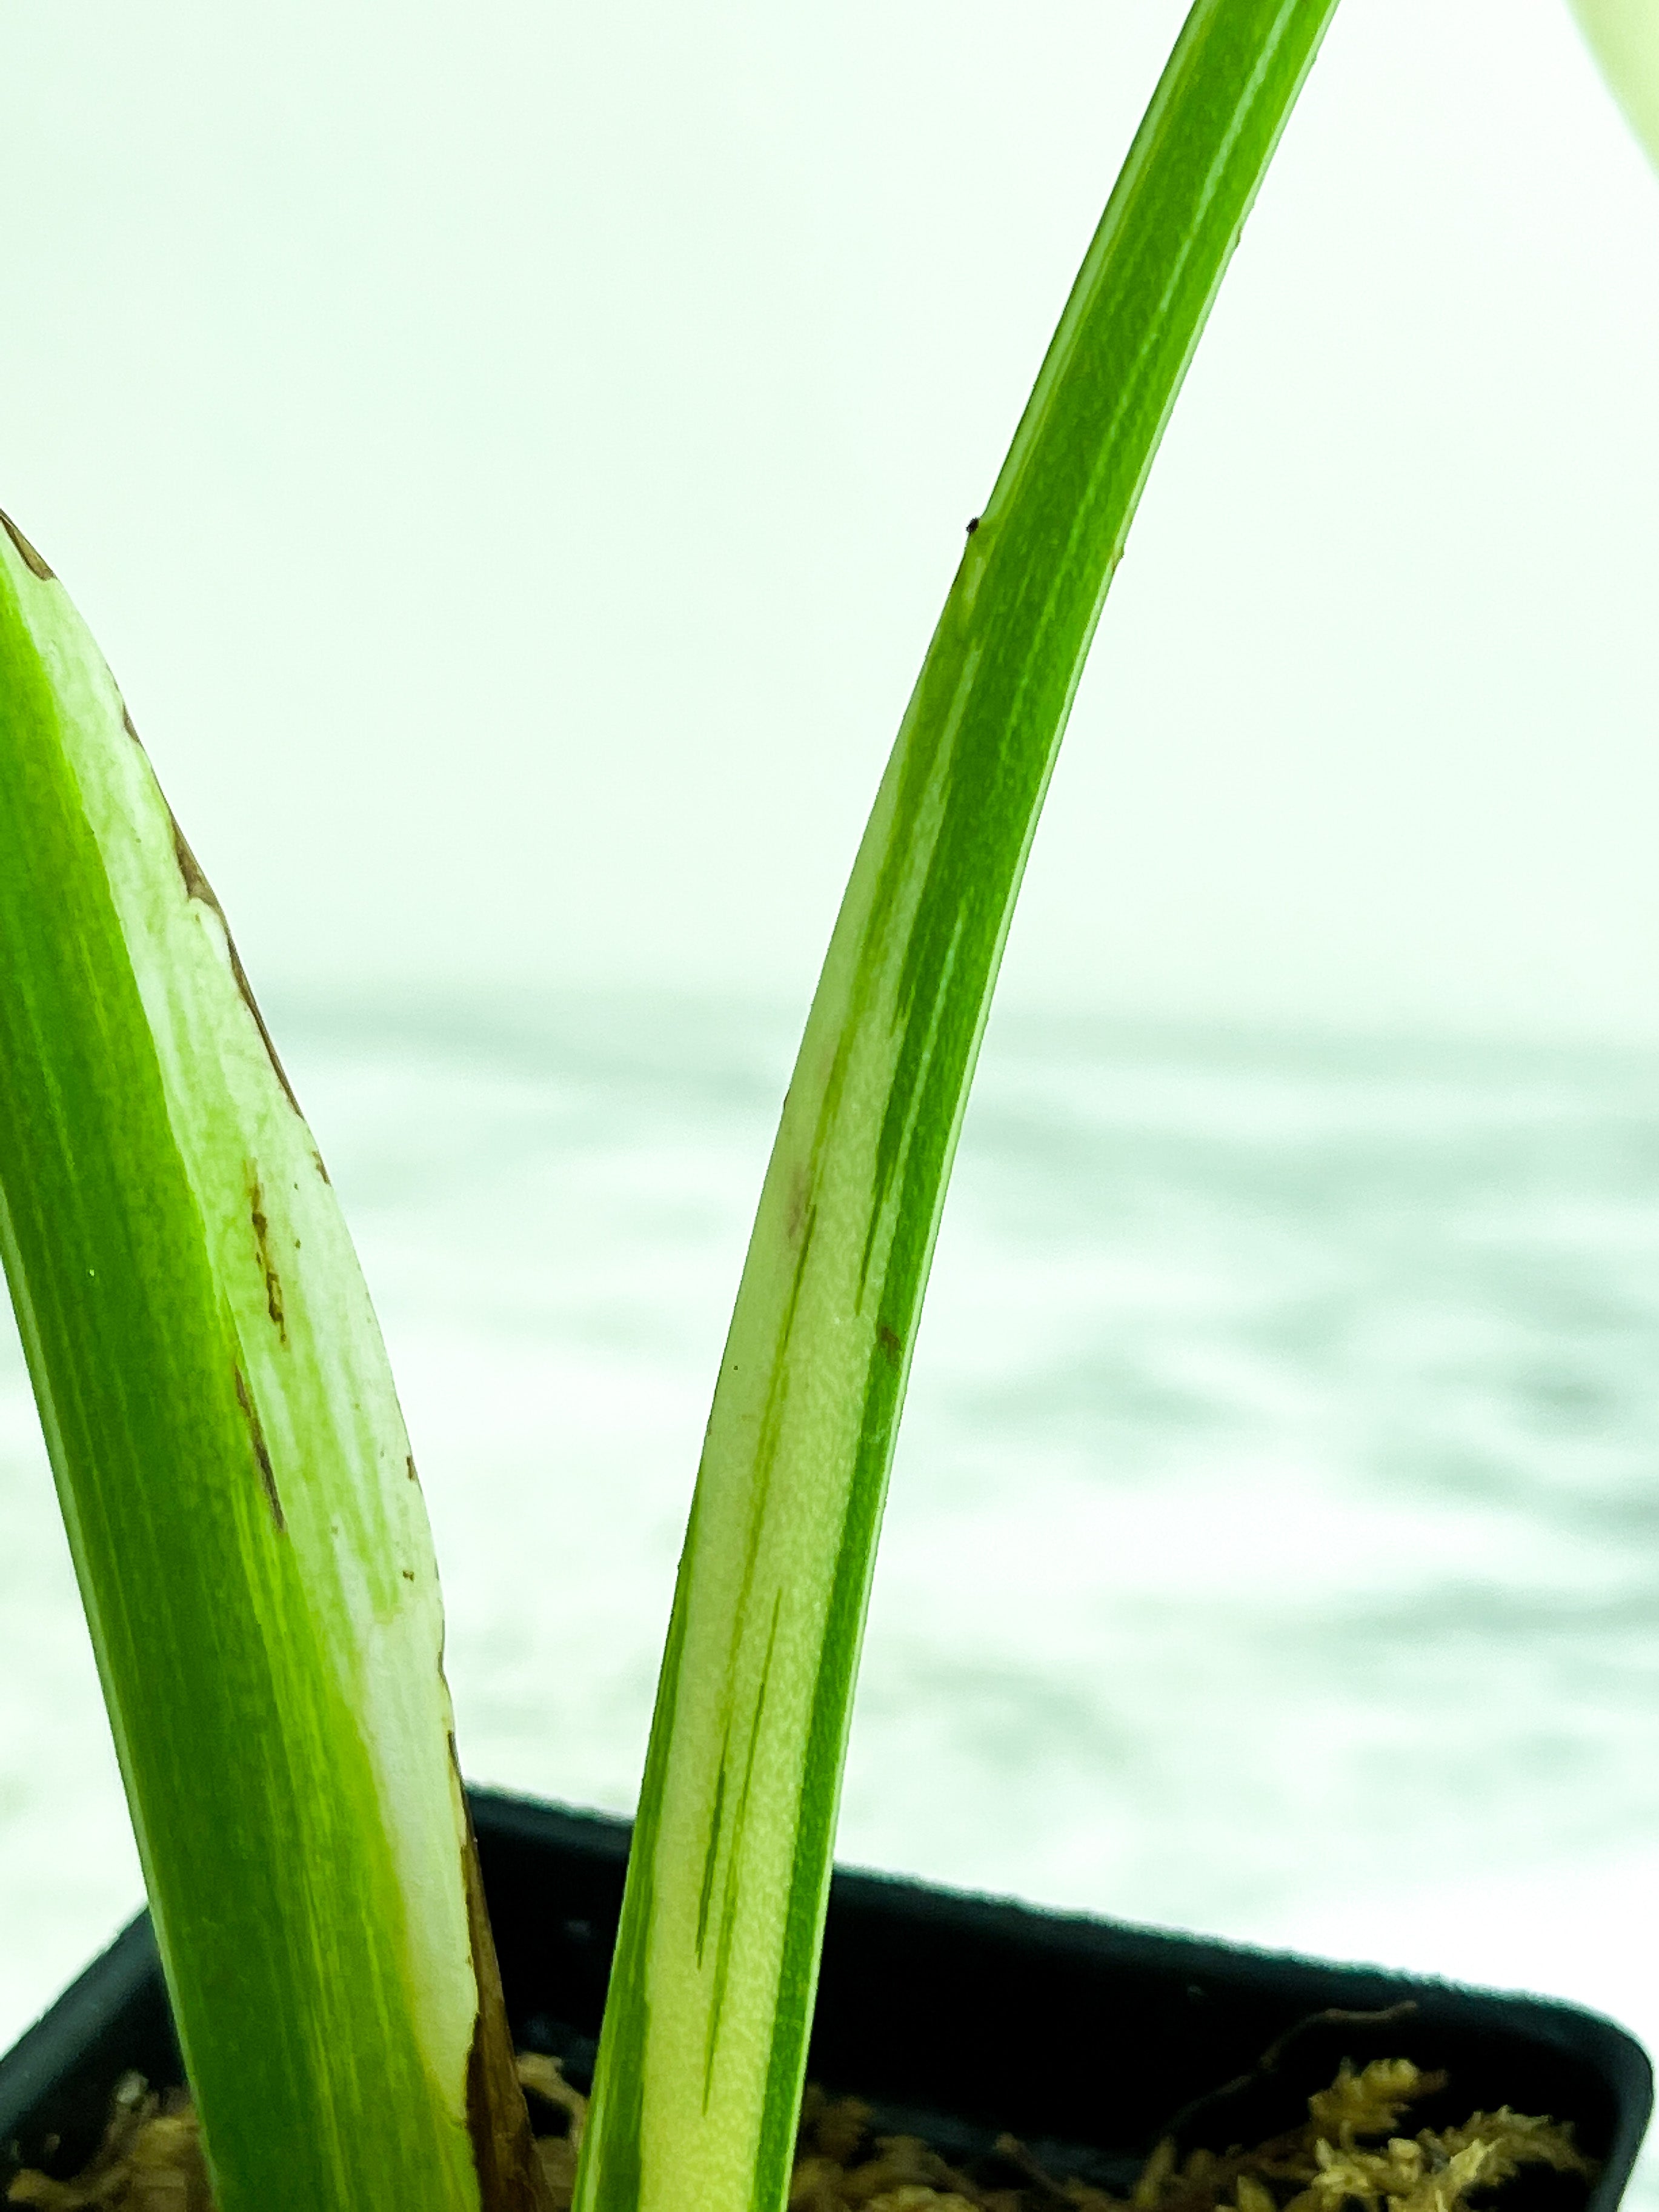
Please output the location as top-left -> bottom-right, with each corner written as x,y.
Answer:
233,1366 -> 285,1532
877,1323 -> 902,1366
249,1177 -> 287,1342
1,508 -> 55,579
170,811 -> 305,1118
456,1747 -> 556,2211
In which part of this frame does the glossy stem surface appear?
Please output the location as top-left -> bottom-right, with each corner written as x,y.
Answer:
0,516 -> 545,2212
574,5 -> 1341,2211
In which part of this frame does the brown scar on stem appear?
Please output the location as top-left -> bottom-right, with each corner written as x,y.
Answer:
233,1366 -> 285,1533
248,1177 -> 287,1343
453,1738 -> 556,2212
122,704 -> 144,744
877,1323 -> 902,1365
0,508 -> 54,579
168,809 -> 307,1119
407,1453 -> 419,1481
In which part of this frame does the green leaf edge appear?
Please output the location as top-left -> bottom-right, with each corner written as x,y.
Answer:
0,516 -> 516,2212
575,5 -> 1342,2212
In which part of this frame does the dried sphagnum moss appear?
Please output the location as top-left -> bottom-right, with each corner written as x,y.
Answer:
786,2059 -> 1593,2212
6,2054 -> 1595,2212
7,2073 -> 210,2212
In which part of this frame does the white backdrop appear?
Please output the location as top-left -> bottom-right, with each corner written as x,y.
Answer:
0,0 -> 1656,1039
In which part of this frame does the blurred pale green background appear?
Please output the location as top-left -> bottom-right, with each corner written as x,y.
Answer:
3,4 -> 1659,2199
1,0 -> 1657,1043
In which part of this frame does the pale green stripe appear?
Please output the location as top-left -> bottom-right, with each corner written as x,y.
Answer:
574,7 -> 1342,2212
0,524 -> 493,2211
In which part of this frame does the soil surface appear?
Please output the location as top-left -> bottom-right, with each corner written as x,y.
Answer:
6,2051 -> 1594,2212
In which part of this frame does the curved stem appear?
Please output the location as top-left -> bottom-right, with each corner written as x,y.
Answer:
0,514 -> 545,2212
574,5 -> 1342,2211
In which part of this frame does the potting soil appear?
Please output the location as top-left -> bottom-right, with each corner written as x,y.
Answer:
5,2052 -> 1592,2212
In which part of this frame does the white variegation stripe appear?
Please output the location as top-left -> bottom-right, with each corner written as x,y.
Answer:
0,519 -> 542,2211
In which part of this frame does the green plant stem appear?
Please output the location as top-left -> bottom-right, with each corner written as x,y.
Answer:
574,5 -> 1340,2211
0,514 -> 545,2212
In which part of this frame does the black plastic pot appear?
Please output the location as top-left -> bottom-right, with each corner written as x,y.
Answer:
1,1788 -> 1651,2206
